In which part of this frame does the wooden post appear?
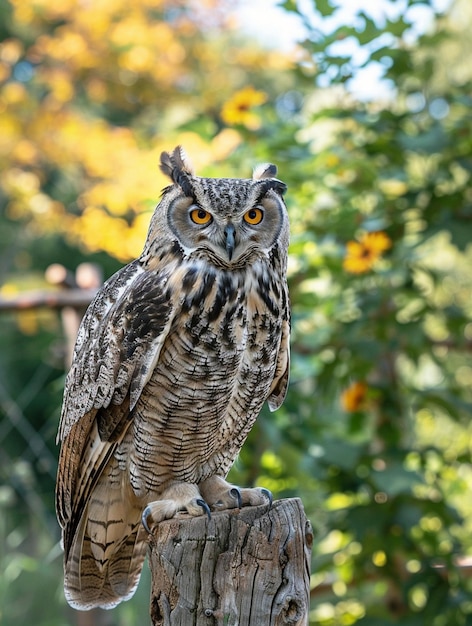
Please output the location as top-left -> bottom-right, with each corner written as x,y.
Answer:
45,262 -> 102,366
148,498 -> 312,626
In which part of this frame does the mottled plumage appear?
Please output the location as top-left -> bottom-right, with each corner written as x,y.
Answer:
56,146 -> 290,610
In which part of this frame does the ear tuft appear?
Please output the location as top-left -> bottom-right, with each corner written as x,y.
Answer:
253,163 -> 278,180
159,146 -> 195,196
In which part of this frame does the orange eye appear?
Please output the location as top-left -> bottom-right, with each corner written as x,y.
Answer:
190,208 -> 212,225
243,207 -> 264,225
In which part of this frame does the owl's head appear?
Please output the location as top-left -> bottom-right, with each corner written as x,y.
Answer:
145,146 -> 288,268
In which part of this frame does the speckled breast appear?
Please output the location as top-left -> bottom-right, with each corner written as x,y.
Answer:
129,262 -> 283,495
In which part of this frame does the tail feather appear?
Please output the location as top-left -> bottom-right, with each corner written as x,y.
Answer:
63,470 -> 147,610
108,525 -> 148,600
64,514 -> 147,610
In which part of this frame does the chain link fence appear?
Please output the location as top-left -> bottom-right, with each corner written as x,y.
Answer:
0,264 -> 131,626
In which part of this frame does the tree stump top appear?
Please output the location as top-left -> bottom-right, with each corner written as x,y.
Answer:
148,497 -> 312,626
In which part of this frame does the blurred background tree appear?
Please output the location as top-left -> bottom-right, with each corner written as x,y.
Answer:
0,0 -> 471,624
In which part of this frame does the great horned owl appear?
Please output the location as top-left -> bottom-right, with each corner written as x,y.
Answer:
55,146 -> 290,610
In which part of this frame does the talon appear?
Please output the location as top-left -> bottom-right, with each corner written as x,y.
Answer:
230,487 -> 242,509
141,505 -> 153,534
261,488 -> 273,507
197,498 -> 212,520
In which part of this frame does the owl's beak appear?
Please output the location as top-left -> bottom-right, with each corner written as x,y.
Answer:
224,224 -> 236,261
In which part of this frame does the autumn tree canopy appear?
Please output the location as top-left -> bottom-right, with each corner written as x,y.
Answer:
1,0 -> 293,261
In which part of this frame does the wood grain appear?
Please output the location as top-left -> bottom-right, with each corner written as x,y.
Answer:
148,498 -> 312,626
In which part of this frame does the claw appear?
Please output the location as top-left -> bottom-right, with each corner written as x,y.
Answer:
261,488 -> 273,508
197,498 -> 212,520
230,487 -> 242,509
141,505 -> 152,534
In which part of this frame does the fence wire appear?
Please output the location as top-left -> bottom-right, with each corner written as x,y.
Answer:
0,272 -> 120,626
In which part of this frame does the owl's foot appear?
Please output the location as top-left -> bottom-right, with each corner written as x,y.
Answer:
141,482 -> 211,534
199,475 -> 272,512
240,485 -> 273,507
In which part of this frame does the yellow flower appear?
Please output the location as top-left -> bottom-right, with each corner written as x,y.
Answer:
343,231 -> 392,274
341,381 -> 367,412
221,86 -> 267,129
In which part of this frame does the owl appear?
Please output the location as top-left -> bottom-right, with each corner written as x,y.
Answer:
55,146 -> 290,610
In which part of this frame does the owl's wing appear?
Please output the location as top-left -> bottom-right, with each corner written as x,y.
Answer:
267,290 -> 291,411
56,259 -> 175,531
58,259 -> 174,443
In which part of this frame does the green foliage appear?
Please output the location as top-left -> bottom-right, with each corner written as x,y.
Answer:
231,1 -> 472,624
1,0 -> 471,624
223,1 -> 472,623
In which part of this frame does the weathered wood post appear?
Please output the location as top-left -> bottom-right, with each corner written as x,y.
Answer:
148,498 -> 312,626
